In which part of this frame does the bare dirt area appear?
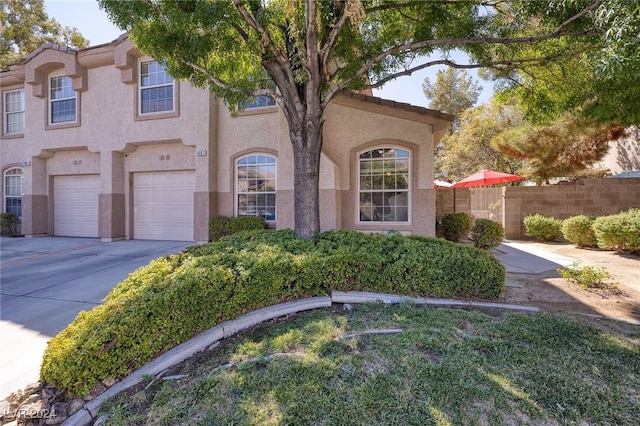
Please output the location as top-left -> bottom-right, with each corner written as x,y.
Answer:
502,241 -> 640,323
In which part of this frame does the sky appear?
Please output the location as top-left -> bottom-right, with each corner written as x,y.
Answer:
44,0 -> 493,108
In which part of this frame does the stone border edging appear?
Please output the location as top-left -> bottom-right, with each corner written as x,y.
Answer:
63,294 -> 538,425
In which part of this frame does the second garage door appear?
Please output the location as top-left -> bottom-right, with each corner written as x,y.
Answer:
133,171 -> 195,241
54,175 -> 100,237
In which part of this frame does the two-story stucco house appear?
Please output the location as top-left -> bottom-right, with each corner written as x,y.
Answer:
1,35 -> 453,242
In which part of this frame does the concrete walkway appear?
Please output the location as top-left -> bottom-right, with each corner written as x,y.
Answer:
0,237 -> 192,398
494,240 -> 575,274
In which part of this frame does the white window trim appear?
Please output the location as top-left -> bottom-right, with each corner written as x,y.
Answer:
3,89 -> 25,135
234,154 -> 277,223
49,76 -> 77,125
4,167 -> 23,218
138,59 -> 175,116
356,147 -> 412,225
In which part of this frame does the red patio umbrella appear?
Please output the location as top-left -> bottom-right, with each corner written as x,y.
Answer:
452,169 -> 524,188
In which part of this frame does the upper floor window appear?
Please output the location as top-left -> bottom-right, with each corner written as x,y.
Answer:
241,95 -> 276,109
236,154 -> 276,221
4,89 -> 25,135
50,76 -> 77,124
4,167 -> 23,217
358,147 -> 410,223
140,60 -> 174,114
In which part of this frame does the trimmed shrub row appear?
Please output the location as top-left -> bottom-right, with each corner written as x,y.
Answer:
41,229 -> 505,395
209,215 -> 267,241
523,209 -> 640,253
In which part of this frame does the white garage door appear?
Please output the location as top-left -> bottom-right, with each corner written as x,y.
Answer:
54,175 -> 100,237
133,171 -> 195,241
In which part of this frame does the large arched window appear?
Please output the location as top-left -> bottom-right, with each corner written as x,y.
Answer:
4,167 -> 23,217
358,148 -> 410,223
236,154 -> 276,221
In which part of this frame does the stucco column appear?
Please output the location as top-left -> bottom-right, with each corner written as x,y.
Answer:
193,94 -> 219,243
99,151 -> 125,241
22,157 -> 48,237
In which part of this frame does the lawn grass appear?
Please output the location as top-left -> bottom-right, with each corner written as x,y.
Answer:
99,304 -> 640,425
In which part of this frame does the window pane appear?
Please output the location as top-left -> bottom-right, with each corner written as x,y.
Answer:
6,111 -> 25,134
51,77 -> 74,100
5,90 -> 25,112
4,169 -> 23,217
358,148 -> 410,223
141,87 -> 173,113
236,155 -> 276,221
51,99 -> 76,123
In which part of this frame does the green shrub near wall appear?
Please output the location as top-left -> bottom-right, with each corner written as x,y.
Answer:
561,215 -> 598,248
471,219 -> 504,249
523,214 -> 564,242
440,212 -> 472,242
209,215 -> 267,241
593,209 -> 640,254
41,229 -> 505,396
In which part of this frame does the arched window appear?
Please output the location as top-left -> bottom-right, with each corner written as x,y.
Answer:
358,148 -> 410,223
236,154 -> 276,221
4,167 -> 23,217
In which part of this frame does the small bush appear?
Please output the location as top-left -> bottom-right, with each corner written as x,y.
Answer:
229,215 -> 267,233
593,209 -> 640,254
562,215 -> 598,248
471,219 -> 504,249
0,212 -> 20,236
440,212 -> 471,242
41,229 -> 505,395
557,263 -> 615,288
523,214 -> 563,242
209,215 -> 267,241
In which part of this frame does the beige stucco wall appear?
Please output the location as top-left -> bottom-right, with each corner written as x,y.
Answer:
2,38 -> 451,240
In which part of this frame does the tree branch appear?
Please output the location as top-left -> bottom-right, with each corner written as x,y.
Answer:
175,57 -> 281,104
319,0 -> 350,71
323,28 -> 599,105
366,49 -> 593,90
552,0 -> 602,35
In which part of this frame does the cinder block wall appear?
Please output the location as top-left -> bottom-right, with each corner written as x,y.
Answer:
436,178 -> 640,240
504,178 -> 640,239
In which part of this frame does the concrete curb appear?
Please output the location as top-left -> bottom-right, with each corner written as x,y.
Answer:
63,294 -> 539,425
331,291 -> 541,312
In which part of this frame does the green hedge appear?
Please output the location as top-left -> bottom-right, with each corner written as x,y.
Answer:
561,215 -> 598,248
440,212 -> 471,242
593,209 -> 640,254
41,230 -> 505,395
523,214 -> 563,242
471,219 -> 504,249
209,215 -> 267,241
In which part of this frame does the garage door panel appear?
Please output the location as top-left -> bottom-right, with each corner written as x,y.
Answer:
133,171 -> 194,241
54,175 -> 100,237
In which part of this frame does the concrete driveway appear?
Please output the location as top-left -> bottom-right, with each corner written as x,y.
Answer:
0,237 -> 192,398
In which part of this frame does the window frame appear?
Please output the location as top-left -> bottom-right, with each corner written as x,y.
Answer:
357,147 -> 412,225
49,76 -> 77,125
234,154 -> 277,223
3,89 -> 25,135
138,59 -> 175,116
4,167 -> 23,218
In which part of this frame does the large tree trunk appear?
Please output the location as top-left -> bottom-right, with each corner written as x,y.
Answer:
288,110 -> 324,239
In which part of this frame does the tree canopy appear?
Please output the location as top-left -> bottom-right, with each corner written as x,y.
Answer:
98,0 -> 639,238
0,0 -> 88,69
493,115 -> 626,184
423,68 -> 482,117
436,99 -> 525,182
